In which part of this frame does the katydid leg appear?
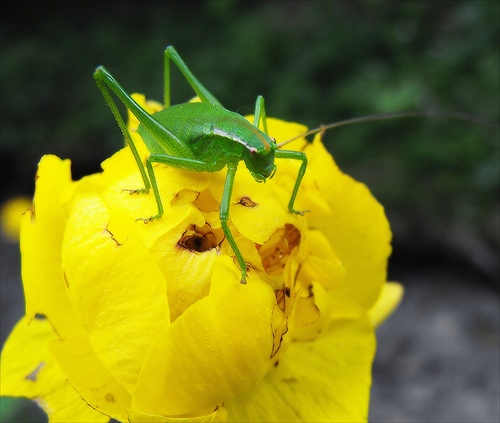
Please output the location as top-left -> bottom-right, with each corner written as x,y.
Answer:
145,153 -> 247,282
94,73 -> 151,193
165,46 -> 222,107
274,150 -> 308,214
220,162 -> 248,284
253,95 -> 269,135
94,67 -> 194,159
142,153 -> 209,221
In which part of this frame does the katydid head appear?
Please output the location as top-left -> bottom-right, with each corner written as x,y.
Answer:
243,143 -> 277,183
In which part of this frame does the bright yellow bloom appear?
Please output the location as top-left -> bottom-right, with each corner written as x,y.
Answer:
1,95 -> 402,422
0,195 -> 32,241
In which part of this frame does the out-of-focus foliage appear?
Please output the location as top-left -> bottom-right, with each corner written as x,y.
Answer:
1,0 -> 498,279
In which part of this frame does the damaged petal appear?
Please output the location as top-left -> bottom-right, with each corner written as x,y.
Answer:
178,224 -> 225,252
256,224 -> 301,275
170,189 -> 200,209
25,362 -> 45,382
237,196 -> 258,207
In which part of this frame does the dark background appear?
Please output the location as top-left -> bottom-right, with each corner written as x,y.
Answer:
1,1 -> 498,422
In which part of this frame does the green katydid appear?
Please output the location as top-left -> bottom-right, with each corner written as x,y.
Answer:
94,46 -> 307,284
94,45 -> 495,284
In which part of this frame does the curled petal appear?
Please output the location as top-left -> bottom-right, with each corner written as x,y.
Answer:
62,193 -> 170,390
20,155 -> 84,338
132,256 -> 279,417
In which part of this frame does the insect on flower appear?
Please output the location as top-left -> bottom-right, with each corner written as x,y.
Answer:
94,46 -> 309,284
94,45 -> 495,284
2,44 -> 495,423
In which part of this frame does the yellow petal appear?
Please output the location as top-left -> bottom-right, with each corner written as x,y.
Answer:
0,196 -> 32,242
229,163 -> 302,245
149,211 -> 223,322
224,316 -> 375,422
1,316 -> 108,422
97,150 -> 210,250
61,193 -> 170,390
368,282 -> 404,327
298,229 -> 345,291
20,155 -> 85,338
132,256 -> 279,417
299,138 -> 392,318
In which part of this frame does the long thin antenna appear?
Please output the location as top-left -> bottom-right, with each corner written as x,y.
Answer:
278,110 -> 498,148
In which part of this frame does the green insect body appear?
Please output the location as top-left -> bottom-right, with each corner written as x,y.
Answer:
138,102 -> 277,179
94,46 -> 307,284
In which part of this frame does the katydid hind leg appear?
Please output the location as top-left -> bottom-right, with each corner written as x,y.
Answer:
165,46 -> 222,107
274,149 -> 308,215
94,66 -> 193,160
94,70 -> 151,194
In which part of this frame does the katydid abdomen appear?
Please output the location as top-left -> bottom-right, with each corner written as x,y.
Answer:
138,102 -> 274,174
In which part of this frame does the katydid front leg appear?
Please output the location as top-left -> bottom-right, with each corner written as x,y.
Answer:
252,96 -> 308,214
274,150 -> 308,215
253,95 -> 308,215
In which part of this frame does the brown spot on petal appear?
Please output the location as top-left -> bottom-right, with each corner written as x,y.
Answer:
105,393 -> 115,403
237,196 -> 258,207
177,224 -> 224,252
25,362 -> 45,382
103,225 -> 123,246
270,303 -> 289,358
275,287 -> 291,312
171,189 -> 200,208
256,224 -> 301,275
24,204 -> 35,222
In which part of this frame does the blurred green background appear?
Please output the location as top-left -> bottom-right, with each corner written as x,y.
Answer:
0,1 -> 498,421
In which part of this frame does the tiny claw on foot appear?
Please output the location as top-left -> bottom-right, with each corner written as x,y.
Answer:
122,188 -> 149,195
136,214 -> 161,224
290,208 -> 310,216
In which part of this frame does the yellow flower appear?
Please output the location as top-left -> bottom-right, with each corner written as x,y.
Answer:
1,95 -> 402,422
0,195 -> 32,242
